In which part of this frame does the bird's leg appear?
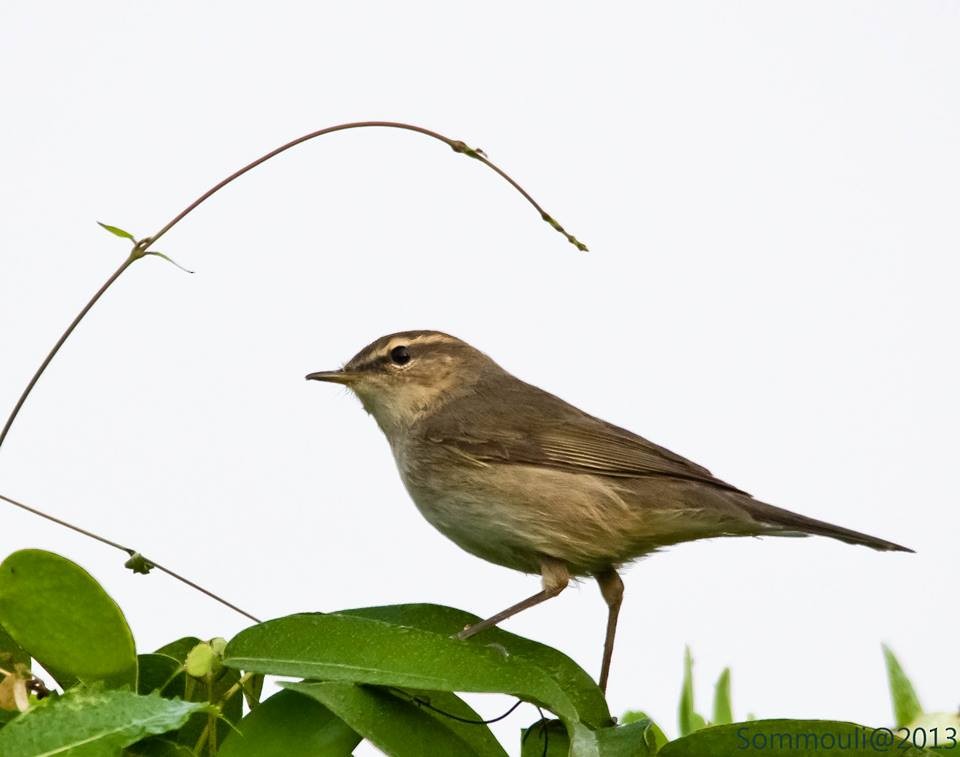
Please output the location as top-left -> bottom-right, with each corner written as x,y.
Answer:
595,568 -> 624,693
457,556 -> 570,640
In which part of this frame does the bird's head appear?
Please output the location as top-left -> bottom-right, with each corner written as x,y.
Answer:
306,330 -> 497,437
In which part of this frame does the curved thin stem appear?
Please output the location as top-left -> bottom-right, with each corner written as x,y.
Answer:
1,121 -> 585,458
149,120 -> 586,250
0,256 -> 134,452
0,120 -> 586,622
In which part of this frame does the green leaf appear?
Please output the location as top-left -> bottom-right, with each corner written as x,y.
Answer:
0,550 -> 136,689
659,719 -> 939,756
594,719 -> 659,756
393,688 -> 510,757
219,688 -> 359,757
137,654 -> 183,697
712,667 -> 733,725
125,737 -> 197,756
0,621 -> 29,670
620,712 -> 668,751
883,644 -> 923,728
97,221 -> 137,240
526,716 -> 659,757
285,681 -> 506,757
678,646 -> 706,737
340,603 -> 610,728
223,613 -> 580,725
521,719 -> 568,757
0,687 -> 208,756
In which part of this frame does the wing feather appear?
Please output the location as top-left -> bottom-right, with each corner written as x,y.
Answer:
420,375 -> 747,495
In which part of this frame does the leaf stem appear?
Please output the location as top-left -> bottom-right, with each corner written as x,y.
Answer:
207,675 -> 218,755
193,718 -> 211,755
218,671 -> 255,707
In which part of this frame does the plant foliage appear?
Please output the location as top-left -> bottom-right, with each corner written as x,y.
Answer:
0,550 -> 953,755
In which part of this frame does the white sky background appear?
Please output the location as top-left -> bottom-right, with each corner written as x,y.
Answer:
1,1 -> 958,752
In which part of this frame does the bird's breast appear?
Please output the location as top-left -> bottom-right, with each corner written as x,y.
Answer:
388,440 -> 686,574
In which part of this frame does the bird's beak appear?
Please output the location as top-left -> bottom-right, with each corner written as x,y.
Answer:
305,369 -> 360,385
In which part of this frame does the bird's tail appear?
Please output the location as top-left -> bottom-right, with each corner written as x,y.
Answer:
746,500 -> 914,553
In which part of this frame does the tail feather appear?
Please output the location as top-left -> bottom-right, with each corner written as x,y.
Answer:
746,500 -> 914,553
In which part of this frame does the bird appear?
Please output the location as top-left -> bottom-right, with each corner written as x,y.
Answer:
306,330 -> 912,693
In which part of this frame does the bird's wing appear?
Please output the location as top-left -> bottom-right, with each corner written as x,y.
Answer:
422,378 -> 748,495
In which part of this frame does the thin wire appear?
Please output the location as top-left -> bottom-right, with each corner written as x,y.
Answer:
0,493 -> 261,624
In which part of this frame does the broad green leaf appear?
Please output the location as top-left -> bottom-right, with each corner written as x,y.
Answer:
0,550 -> 136,689
527,717 -> 658,757
659,719 -> 938,756
0,687 -> 208,756
285,681 -> 505,757
341,604 -> 610,728
678,646 -> 706,737
219,688 -> 359,757
883,644 -> 923,728
137,654 -> 183,697
594,719 -> 659,756
713,667 -> 733,725
125,737 -> 197,756
521,719 -> 568,757
97,221 -> 136,240
620,712 -> 668,751
392,688 -> 508,757
0,621 -> 29,669
223,613 -> 579,724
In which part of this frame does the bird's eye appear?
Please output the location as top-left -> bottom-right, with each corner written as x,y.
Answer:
390,345 -> 411,365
